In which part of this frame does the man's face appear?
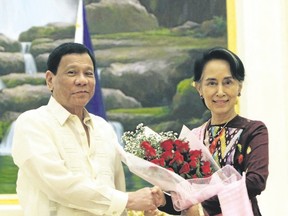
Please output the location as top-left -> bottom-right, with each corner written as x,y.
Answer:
46,53 -> 95,114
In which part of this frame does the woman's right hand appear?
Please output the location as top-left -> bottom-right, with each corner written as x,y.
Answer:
185,204 -> 209,216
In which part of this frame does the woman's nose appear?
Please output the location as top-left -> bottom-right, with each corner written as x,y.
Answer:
216,84 -> 225,96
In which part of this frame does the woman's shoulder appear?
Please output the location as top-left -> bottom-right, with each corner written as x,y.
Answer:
232,116 -> 268,141
231,115 -> 267,129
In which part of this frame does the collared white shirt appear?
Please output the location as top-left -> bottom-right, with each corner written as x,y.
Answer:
12,96 -> 128,216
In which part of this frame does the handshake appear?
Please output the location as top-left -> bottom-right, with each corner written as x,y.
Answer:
126,186 -> 166,214
126,187 -> 205,216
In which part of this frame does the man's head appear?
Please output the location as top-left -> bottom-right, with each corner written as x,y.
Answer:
46,43 -> 96,114
47,42 -> 96,75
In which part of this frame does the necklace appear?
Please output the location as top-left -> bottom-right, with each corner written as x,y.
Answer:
207,120 -> 230,154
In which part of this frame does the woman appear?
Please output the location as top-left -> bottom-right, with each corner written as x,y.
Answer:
159,47 -> 269,216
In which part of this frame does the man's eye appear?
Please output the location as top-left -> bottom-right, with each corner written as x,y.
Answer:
86,71 -> 94,77
67,71 -> 76,75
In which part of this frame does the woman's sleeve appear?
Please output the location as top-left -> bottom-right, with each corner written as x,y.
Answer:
158,194 -> 181,215
242,121 -> 269,198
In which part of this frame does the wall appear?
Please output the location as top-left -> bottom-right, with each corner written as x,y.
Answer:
235,0 -> 288,215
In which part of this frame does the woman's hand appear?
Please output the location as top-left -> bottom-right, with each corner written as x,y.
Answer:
144,209 -> 161,216
185,204 -> 208,216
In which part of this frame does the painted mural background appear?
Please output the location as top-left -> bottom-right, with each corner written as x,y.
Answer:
0,0 -> 227,193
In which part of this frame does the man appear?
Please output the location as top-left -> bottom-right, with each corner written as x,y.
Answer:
12,42 -> 162,216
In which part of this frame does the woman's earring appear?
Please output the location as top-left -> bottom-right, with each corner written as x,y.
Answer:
200,95 -> 203,99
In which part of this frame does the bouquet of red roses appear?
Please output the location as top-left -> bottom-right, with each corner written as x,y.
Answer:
122,123 -> 215,180
119,124 -> 253,215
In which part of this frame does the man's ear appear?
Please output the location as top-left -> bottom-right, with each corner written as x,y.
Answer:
45,70 -> 54,92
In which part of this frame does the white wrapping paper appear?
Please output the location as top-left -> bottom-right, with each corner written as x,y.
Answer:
119,126 -> 253,216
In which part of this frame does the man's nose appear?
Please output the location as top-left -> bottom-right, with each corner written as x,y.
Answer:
75,73 -> 88,85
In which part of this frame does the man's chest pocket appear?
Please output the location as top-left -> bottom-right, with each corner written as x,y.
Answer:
91,153 -> 115,187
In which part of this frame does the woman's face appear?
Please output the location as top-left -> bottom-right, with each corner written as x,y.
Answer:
196,59 -> 242,120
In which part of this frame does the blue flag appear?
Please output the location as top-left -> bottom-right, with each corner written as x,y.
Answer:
75,0 -> 106,119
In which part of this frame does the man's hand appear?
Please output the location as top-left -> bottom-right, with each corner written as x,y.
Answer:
151,186 -> 166,207
126,187 -> 157,211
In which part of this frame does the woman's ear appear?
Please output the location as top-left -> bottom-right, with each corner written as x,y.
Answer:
238,82 -> 243,96
194,82 -> 202,96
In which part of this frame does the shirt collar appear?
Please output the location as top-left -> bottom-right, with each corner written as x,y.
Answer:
83,109 -> 93,128
47,96 -> 93,128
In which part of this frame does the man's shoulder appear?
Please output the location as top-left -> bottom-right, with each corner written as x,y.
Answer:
89,114 -> 107,124
16,105 -> 48,123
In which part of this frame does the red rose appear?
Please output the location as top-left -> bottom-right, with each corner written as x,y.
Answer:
179,162 -> 190,174
169,151 -> 184,165
189,155 -> 198,168
189,149 -> 202,158
160,139 -> 174,151
145,146 -> 156,158
174,139 -> 189,153
151,158 -> 165,167
166,167 -> 175,172
191,174 -> 198,179
161,150 -> 173,161
201,161 -> 211,175
140,141 -> 156,158
140,141 -> 152,149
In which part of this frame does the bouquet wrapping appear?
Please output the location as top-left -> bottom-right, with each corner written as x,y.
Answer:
118,125 -> 253,215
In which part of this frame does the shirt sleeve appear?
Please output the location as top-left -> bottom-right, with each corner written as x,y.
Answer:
158,194 -> 181,215
243,121 -> 269,198
12,111 -> 128,215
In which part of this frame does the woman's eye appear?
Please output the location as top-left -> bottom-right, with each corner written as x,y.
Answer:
224,79 -> 233,85
207,81 -> 217,86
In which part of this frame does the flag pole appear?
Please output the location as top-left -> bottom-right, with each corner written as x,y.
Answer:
74,0 -> 107,119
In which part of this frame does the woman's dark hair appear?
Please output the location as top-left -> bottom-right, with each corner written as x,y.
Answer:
193,47 -> 245,82
47,42 -> 96,75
